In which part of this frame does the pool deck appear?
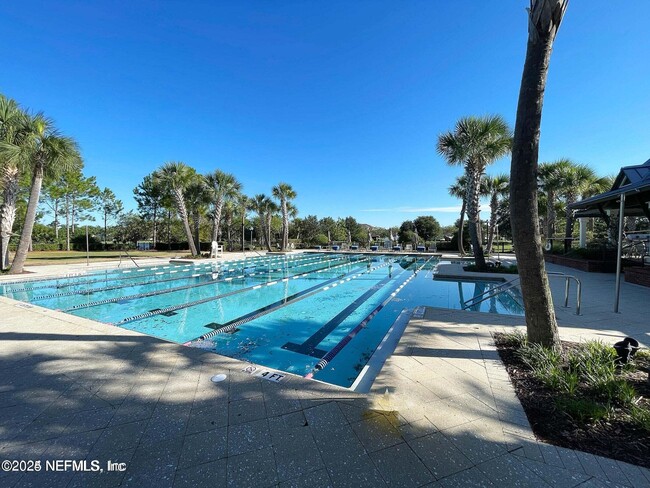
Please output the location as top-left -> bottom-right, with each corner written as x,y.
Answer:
1,257 -> 649,487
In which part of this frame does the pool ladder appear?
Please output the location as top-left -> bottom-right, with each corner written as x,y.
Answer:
461,272 -> 582,315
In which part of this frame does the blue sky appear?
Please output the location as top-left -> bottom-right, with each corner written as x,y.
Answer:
1,1 -> 649,227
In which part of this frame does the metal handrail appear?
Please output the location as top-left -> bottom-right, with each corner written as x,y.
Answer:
462,277 -> 520,309
547,271 -> 581,315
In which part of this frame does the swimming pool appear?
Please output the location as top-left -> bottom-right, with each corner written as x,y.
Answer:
0,253 -> 523,388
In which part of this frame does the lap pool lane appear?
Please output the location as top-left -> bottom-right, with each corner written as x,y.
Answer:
191,258 -> 420,385
86,257 -> 370,343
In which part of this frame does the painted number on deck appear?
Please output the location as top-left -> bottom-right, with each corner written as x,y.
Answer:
243,365 -> 285,383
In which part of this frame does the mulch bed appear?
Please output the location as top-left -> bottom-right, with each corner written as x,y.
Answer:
494,334 -> 650,469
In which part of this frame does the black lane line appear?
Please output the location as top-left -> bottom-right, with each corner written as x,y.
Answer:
282,273 -> 396,358
194,273 -> 351,339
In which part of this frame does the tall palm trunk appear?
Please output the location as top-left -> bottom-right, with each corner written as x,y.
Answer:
193,211 -> 201,254
10,163 -> 44,274
211,197 -> 224,242
65,194 -> 71,251
281,200 -> 289,251
265,214 -> 273,252
152,206 -> 158,248
546,189 -> 556,238
173,189 -> 198,255
457,200 -> 467,255
510,0 -> 566,349
486,193 -> 498,254
1,165 -> 19,270
466,168 -> 487,270
564,194 -> 575,253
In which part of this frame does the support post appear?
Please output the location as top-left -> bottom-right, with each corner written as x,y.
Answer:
614,194 -> 625,313
579,218 -> 587,248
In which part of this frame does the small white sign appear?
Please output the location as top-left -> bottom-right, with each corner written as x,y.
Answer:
242,365 -> 285,383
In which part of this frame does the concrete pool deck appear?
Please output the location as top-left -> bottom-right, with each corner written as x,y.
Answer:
0,258 -> 649,487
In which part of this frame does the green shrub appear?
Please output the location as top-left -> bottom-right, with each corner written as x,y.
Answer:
568,340 -> 617,386
556,396 -> 610,424
499,330 -> 527,348
593,379 -> 637,406
630,406 -> 650,432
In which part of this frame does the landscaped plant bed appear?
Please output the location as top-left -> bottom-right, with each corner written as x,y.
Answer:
494,332 -> 650,468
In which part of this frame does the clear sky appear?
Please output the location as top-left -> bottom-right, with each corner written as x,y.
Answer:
1,1 -> 649,227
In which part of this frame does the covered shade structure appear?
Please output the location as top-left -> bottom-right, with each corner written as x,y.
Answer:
569,158 -> 650,312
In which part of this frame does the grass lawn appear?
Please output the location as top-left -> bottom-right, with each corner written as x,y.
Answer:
19,250 -> 184,266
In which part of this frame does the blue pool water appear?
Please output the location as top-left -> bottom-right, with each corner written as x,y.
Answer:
0,253 -> 523,387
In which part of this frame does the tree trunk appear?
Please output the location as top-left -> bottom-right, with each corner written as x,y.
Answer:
10,164 -> 45,274
211,197 -> 224,242
174,189 -> 198,255
509,0 -> 567,349
152,206 -> 157,248
104,213 -> 108,250
486,194 -> 498,254
265,214 -> 273,252
546,189 -> 556,238
194,211 -> 200,255
281,200 -> 289,251
1,165 -> 19,270
564,195 -> 574,253
54,199 -> 59,241
65,195 -> 71,251
457,201 -> 467,255
466,168 -> 487,270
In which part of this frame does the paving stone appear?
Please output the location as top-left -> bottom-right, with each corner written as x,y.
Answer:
369,442 -> 435,487
228,395 -> 267,426
90,419 -> 147,457
303,402 -> 348,433
140,403 -> 191,444
272,425 -> 324,482
574,451 -> 609,480
615,460 -> 650,488
438,467 -> 496,487
172,458 -> 227,487
595,454 -> 631,485
226,446 -> 278,488
279,468 -> 333,488
325,453 -> 387,488
476,454 -> 548,488
312,425 -> 367,466
179,426 -> 228,468
350,414 -> 403,453
442,424 -> 507,464
516,456 -> 591,487
409,432 -> 473,480
121,454 -> 177,488
398,416 -> 438,441
227,418 -> 272,457
184,401 -> 229,434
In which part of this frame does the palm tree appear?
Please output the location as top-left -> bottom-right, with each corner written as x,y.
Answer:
154,162 -> 199,256
2,114 -> 82,274
236,193 -> 250,251
437,115 -> 512,271
538,159 -> 571,240
184,177 -> 210,254
482,173 -> 509,254
251,194 -> 275,252
554,162 -> 597,253
205,170 -> 242,244
448,176 -> 468,255
0,95 -> 29,270
510,0 -> 568,349
272,182 -> 297,251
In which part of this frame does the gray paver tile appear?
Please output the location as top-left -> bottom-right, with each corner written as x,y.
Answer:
185,402 -> 229,434
443,424 -> 507,464
325,454 -> 388,488
615,460 -> 650,488
369,442 -> 435,487
227,446 -> 278,488
595,455 -> 631,485
228,395 -> 267,425
172,458 -> 227,487
409,432 -> 473,480
179,426 -> 228,468
517,456 -> 591,487
90,419 -> 147,457
121,455 -> 177,488
227,418 -> 272,457
350,414 -> 403,453
438,467 -> 496,487
279,468 -> 333,488
312,424 -> 367,466
476,454 -> 548,487
272,425 -> 324,482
